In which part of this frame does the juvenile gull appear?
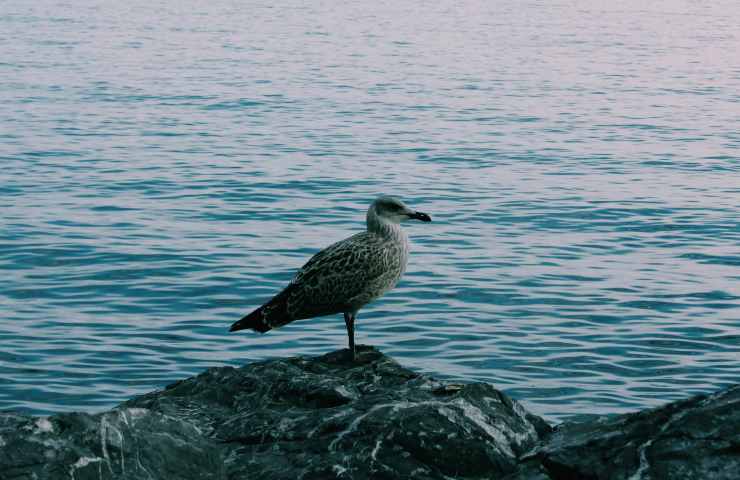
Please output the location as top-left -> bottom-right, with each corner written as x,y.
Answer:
229,196 -> 431,360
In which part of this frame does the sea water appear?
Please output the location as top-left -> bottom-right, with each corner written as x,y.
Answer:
1,0 -> 738,422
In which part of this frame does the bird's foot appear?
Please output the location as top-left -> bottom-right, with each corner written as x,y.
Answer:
343,345 -> 381,364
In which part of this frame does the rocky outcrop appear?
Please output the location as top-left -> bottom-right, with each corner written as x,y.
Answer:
0,346 -> 737,480
0,346 -> 549,480
507,384 -> 740,480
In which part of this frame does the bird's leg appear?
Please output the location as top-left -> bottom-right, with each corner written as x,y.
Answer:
344,312 -> 355,361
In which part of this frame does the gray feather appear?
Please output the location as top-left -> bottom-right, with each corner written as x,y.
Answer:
265,231 -> 406,329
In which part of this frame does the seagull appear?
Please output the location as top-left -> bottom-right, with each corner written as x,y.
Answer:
229,196 -> 431,360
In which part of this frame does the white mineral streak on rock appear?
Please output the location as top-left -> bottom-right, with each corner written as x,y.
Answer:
223,448 -> 240,465
132,431 -> 156,480
439,399 -> 519,459
335,385 -> 356,400
330,400 -> 452,452
113,413 -> 127,473
370,438 -> 382,460
118,408 -> 159,478
309,409 -> 353,438
627,408 -> 691,480
507,398 -> 537,444
99,414 -> 115,475
119,407 -> 149,428
73,456 -> 101,468
68,456 -> 102,480
456,399 -> 516,458
35,418 -> 54,434
329,405 -> 384,451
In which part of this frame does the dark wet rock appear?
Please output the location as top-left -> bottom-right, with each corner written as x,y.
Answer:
2,347 -> 737,479
506,384 -> 740,480
0,408 -> 223,480
0,346 -> 549,479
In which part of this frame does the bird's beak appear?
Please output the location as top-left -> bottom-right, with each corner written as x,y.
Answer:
408,211 -> 432,222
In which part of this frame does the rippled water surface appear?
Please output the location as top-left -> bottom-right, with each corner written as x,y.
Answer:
1,0 -> 739,422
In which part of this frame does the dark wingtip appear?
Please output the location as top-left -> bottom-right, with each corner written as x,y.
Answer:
229,308 -> 270,333
228,320 -> 244,333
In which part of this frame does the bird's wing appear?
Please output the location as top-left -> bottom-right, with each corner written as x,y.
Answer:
286,231 -> 403,318
231,232 -> 403,333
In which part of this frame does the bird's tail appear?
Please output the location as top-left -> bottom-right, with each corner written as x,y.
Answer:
229,306 -> 272,333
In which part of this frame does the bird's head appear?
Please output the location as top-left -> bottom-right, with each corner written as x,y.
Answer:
369,196 -> 432,225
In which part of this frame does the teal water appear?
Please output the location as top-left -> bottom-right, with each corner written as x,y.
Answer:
1,0 -> 739,422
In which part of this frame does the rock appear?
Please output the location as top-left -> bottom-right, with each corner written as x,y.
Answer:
506,384 -> 740,480
0,408 -> 223,480
2,347 -> 737,479
0,346 -> 550,480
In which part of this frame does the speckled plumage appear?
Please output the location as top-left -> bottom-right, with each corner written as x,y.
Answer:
230,196 -> 431,358
263,230 -> 407,328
